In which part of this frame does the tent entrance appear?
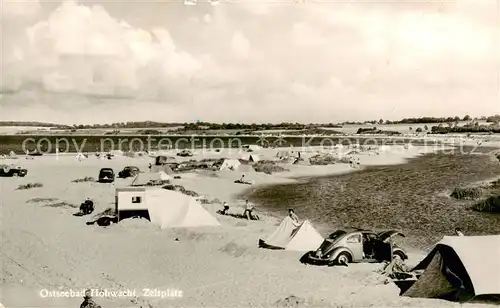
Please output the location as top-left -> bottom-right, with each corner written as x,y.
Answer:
118,209 -> 151,222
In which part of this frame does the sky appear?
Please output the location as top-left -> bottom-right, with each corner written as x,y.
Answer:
1,0 -> 499,124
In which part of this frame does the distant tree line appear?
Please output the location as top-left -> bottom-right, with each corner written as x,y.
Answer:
1,115 -> 499,129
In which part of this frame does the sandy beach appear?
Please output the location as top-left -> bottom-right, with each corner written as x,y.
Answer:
1,140 -> 499,308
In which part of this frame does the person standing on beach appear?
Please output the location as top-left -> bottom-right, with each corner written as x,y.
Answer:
288,209 -> 300,225
244,200 -> 254,220
80,290 -> 101,308
356,158 -> 360,169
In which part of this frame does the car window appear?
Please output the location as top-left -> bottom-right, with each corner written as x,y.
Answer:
346,234 -> 361,243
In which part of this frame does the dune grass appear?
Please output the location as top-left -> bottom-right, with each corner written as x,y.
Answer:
250,148 -> 500,249
27,197 -> 58,203
16,183 -> 43,190
253,161 -> 288,174
44,202 -> 78,209
474,196 -> 500,213
450,187 -> 483,200
71,176 -> 95,183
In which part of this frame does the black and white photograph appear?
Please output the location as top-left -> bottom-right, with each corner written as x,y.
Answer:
1,0 -> 500,307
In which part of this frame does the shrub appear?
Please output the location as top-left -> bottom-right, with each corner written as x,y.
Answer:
28,197 -> 57,203
310,154 -> 337,165
163,184 -> 199,197
17,183 -> 43,190
253,162 -> 288,174
473,196 -> 500,213
450,187 -> 483,200
72,176 -> 95,183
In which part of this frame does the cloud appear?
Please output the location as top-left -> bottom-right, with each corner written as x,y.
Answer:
1,0 -> 498,124
231,32 -> 251,59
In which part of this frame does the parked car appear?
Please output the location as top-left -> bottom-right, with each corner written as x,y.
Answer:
98,168 -> 115,183
301,229 -> 407,266
0,165 -> 28,177
177,150 -> 193,157
118,166 -> 140,178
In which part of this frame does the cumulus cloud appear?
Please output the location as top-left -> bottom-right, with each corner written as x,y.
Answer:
1,0 -> 498,124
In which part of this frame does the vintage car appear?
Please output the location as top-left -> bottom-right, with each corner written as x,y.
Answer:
176,150 -> 193,157
301,229 -> 407,266
118,166 -> 140,178
98,168 -> 115,183
0,165 -> 28,177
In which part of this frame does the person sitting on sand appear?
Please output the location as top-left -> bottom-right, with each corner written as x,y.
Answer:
455,228 -> 464,236
356,158 -> 360,169
222,202 -> 230,215
80,290 -> 101,308
80,198 -> 94,215
243,200 -> 254,220
288,209 -> 300,225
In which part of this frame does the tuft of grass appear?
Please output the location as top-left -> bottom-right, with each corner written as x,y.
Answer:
71,176 -> 95,183
253,161 -> 288,174
450,187 -> 483,200
473,196 -> 500,213
16,183 -> 43,190
28,197 -> 57,203
44,202 -> 78,208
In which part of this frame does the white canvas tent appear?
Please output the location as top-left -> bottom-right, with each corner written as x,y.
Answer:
131,171 -> 171,186
260,217 -> 324,251
8,151 -> 17,159
220,159 -> 241,171
115,188 -> 220,228
404,235 -> 500,300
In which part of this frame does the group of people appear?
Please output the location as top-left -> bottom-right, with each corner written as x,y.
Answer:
220,201 -> 300,224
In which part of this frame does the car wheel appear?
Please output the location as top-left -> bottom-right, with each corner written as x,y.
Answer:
335,252 -> 351,265
393,250 -> 406,260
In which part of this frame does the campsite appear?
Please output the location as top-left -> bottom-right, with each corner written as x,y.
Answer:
1,137 -> 500,308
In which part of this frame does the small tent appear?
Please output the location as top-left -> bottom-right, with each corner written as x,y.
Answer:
131,172 -> 171,186
8,151 -> 17,159
276,150 -> 290,159
220,159 -> 241,171
404,235 -> 500,301
115,188 -> 220,228
155,155 -> 176,166
249,154 -> 260,162
151,165 -> 174,174
260,217 -> 324,251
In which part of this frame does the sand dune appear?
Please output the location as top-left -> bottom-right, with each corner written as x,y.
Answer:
1,145 -> 498,307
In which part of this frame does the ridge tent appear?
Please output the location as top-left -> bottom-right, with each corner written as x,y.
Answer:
115,188 -> 220,228
238,164 -> 256,173
260,217 -> 324,251
249,154 -> 260,162
404,235 -> 500,301
131,172 -> 171,186
220,159 -> 241,171
8,151 -> 17,159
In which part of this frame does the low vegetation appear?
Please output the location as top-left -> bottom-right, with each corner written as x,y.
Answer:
27,197 -> 58,203
17,183 -> 43,190
71,176 -> 95,183
44,202 -> 78,208
163,184 -> 199,197
252,161 -> 288,174
309,154 -> 338,165
450,187 -> 483,200
473,196 -> 500,213
356,127 -> 401,135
